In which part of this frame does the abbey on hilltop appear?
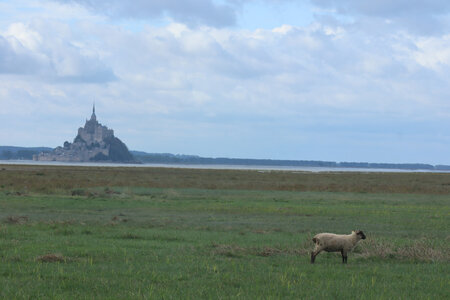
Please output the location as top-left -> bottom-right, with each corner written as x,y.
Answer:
35,105 -> 135,163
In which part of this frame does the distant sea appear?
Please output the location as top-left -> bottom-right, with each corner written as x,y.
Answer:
1,160 -> 448,173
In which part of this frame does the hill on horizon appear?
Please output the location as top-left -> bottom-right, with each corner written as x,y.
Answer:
33,106 -> 135,163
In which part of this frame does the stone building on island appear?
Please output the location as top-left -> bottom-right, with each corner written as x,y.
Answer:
35,105 -> 135,163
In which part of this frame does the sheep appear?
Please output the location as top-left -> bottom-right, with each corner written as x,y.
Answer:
310,230 -> 366,264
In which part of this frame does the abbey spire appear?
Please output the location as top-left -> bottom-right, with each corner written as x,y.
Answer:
91,102 -> 97,121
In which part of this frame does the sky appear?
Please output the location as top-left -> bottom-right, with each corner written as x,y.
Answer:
1,0 -> 450,165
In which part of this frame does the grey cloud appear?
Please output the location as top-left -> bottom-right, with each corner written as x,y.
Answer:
0,29 -> 116,83
56,0 -> 236,27
0,36 -> 46,74
52,59 -> 117,84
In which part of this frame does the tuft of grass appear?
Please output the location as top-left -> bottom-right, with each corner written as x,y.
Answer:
111,215 -> 129,223
54,228 -> 75,236
104,187 -> 121,195
120,233 -> 143,240
71,188 -> 87,196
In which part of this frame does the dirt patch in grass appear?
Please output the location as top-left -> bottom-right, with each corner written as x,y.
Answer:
211,243 -> 309,258
8,255 -> 22,262
54,228 -> 76,236
256,247 -> 284,257
36,253 -> 67,263
104,187 -> 121,195
120,233 -> 143,240
47,220 -> 77,226
71,188 -> 87,196
71,187 -> 124,198
211,244 -> 247,258
112,216 -> 129,223
4,215 -> 29,225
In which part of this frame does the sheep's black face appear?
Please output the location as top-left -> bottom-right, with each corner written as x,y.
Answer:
356,230 -> 366,239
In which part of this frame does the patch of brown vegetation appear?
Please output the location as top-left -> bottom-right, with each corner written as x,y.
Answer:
211,243 -> 310,258
257,246 -> 310,257
256,247 -> 283,257
4,215 -> 29,224
111,215 -> 129,223
120,233 -> 142,239
4,191 -> 27,196
252,229 -> 270,234
1,164 -> 449,194
46,220 -> 76,225
356,238 -> 449,262
397,244 -> 447,261
212,238 -> 448,262
211,244 -> 247,258
36,253 -> 66,263
104,187 -> 120,195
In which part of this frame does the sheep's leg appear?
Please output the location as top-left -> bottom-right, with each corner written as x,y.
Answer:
341,250 -> 348,264
311,249 -> 321,264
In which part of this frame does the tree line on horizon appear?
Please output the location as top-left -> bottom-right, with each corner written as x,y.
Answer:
1,146 -> 449,171
130,152 -> 450,171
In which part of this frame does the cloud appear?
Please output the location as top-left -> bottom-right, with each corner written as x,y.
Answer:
0,35 -> 45,74
412,35 -> 450,71
1,1 -> 450,163
55,0 -> 236,27
74,21 -> 449,120
311,0 -> 450,35
4,17 -> 448,120
0,22 -> 116,83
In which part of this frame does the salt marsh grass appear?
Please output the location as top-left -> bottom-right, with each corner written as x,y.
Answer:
0,165 -> 448,298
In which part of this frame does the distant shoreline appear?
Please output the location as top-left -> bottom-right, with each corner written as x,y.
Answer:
1,146 -> 449,172
1,160 -> 449,173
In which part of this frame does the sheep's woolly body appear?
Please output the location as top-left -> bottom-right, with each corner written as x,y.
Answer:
311,230 -> 366,264
313,232 -> 359,252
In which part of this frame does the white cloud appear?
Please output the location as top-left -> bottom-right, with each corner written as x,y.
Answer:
5,22 -> 42,50
412,35 -> 450,71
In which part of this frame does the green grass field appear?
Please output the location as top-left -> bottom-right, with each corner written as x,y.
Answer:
0,165 -> 449,299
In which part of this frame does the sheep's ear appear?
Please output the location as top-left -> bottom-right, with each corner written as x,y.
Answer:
352,230 -> 355,234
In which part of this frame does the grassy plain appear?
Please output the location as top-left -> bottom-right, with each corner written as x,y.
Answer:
0,164 -> 449,299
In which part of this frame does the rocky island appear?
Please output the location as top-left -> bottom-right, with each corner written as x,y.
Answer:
35,105 -> 135,163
